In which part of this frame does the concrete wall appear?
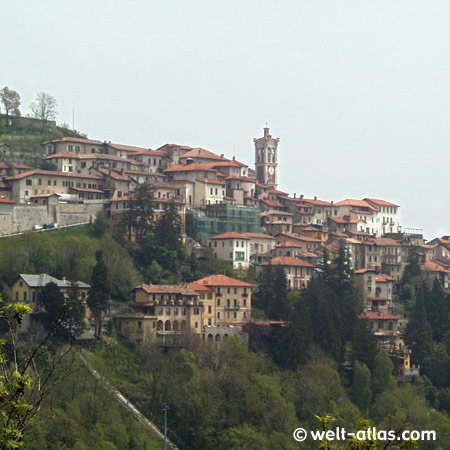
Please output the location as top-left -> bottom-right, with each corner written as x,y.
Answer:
0,201 -> 104,236
0,114 -> 56,129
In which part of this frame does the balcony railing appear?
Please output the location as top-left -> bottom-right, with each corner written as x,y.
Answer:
225,304 -> 240,310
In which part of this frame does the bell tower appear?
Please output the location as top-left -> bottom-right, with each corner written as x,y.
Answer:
254,126 -> 279,187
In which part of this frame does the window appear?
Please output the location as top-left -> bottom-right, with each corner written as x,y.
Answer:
226,312 -> 230,319
194,307 -> 200,315
227,287 -> 231,294
138,321 -> 142,329
234,288 -> 237,294
23,292 -> 27,301
26,179 -> 32,186
38,178 -> 42,185
47,179 -> 51,186
208,305 -> 212,313
157,308 -> 163,315
181,308 -> 186,316
195,321 -> 198,328
174,307 -> 179,316
217,312 -> 221,319
217,298 -> 221,306
166,308 -> 171,315
54,180 -> 57,185
233,312 -> 237,319
81,162 -> 86,168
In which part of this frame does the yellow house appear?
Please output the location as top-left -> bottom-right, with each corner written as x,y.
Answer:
113,284 -> 203,345
10,273 -> 91,335
193,275 -> 253,327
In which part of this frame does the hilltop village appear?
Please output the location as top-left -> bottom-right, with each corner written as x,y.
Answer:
4,127 -> 450,379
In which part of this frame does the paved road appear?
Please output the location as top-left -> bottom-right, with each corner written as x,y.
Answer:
79,351 -> 179,450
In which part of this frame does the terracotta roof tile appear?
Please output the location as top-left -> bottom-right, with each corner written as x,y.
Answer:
211,232 -> 249,240
261,256 -> 314,267
195,274 -> 254,287
136,284 -> 198,295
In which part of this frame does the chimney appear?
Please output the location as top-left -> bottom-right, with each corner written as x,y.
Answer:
232,156 -> 235,161
293,193 -> 296,198
220,154 -> 224,158
300,194 -> 304,199
314,196 -> 317,200
264,127 -> 269,137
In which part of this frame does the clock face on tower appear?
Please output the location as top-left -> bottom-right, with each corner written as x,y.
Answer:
268,166 -> 274,175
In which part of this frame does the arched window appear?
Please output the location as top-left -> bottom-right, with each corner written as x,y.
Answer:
165,320 -> 171,331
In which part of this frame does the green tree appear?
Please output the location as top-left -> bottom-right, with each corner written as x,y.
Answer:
0,86 -> 21,119
92,210 -> 109,238
122,183 -> 155,242
65,282 -> 86,341
351,319 -> 377,371
371,349 -> 396,399
154,201 -> 183,251
401,247 -> 422,287
404,286 -> 433,366
348,361 -> 372,414
30,91 -> 58,123
426,278 -> 448,341
87,251 -> 111,337
38,281 -> 66,329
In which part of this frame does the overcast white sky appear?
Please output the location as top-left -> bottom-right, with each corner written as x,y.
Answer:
1,0 -> 449,239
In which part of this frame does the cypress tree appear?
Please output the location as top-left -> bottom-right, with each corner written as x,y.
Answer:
405,286 -> 433,366
349,361 -> 372,414
371,349 -> 396,399
351,318 -> 377,371
87,250 -> 112,337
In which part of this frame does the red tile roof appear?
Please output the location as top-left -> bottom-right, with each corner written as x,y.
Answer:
0,198 -> 15,204
334,199 -> 377,211
244,232 -> 276,240
261,256 -> 313,267
422,261 -> 450,273
261,210 -> 293,216
45,137 -> 103,145
354,268 -> 376,274
195,274 -> 254,287
211,160 -> 247,168
108,143 -> 149,153
128,149 -> 168,157
361,312 -> 400,320
5,169 -> 103,180
70,187 -> 105,193
261,199 -> 284,207
164,163 -> 217,173
136,284 -> 198,295
364,198 -> 399,208
30,193 -> 59,198
372,237 -> 402,247
196,178 -> 225,185
375,274 -> 395,282
211,232 -> 249,240
45,152 -> 80,159
187,282 -> 213,292
180,148 -> 227,161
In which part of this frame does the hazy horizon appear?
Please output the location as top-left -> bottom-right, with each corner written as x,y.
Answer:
2,0 -> 449,239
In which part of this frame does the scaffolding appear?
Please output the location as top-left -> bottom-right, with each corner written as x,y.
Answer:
186,204 -> 262,241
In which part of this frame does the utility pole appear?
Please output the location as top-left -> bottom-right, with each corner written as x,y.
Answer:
162,403 -> 169,449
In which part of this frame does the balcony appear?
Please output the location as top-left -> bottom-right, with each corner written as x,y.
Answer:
225,303 -> 240,310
